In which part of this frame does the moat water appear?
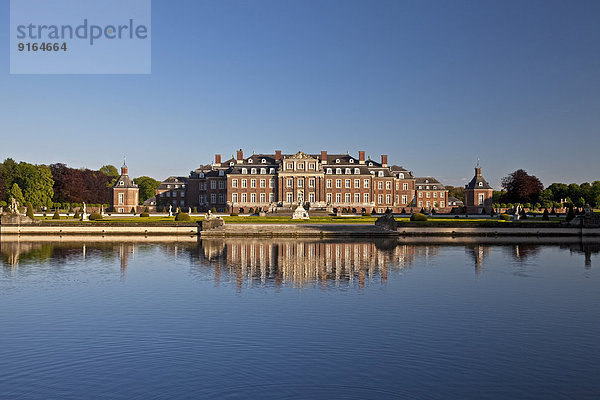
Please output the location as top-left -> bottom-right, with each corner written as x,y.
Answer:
0,238 -> 599,399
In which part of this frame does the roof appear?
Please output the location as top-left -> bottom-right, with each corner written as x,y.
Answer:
113,174 -> 138,188
415,177 -> 445,190
465,168 -> 493,190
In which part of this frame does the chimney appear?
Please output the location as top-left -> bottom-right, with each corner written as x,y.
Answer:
236,149 -> 244,163
381,155 -> 388,167
215,154 -> 221,166
275,150 -> 282,162
321,151 -> 328,164
359,151 -> 365,164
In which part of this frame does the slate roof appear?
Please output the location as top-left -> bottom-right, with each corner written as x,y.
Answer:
465,174 -> 492,190
415,177 -> 445,190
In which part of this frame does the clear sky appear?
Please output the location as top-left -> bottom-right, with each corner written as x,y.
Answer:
1,0 -> 599,188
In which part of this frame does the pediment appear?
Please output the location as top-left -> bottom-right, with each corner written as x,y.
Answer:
288,151 -> 315,160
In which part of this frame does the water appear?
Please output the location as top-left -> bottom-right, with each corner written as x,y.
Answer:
1,238 -> 599,399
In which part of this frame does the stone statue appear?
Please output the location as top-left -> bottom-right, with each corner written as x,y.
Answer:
189,207 -> 192,214
168,204 -> 173,217
9,197 -> 19,214
83,203 -> 87,215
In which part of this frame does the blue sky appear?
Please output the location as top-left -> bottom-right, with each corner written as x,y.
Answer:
1,0 -> 599,188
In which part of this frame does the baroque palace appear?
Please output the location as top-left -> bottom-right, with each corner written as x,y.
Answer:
147,149 -> 480,214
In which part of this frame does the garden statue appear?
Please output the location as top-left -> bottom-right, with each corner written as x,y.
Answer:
81,202 -> 89,221
168,204 -> 173,217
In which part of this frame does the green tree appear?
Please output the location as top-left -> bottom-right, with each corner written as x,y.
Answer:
99,165 -> 119,177
15,163 -> 54,208
26,202 -> 35,219
133,176 -> 160,204
9,183 -> 25,207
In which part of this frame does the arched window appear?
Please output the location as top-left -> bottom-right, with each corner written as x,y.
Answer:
269,168 -> 275,174
260,168 -> 266,174
336,168 -> 342,174
251,168 -> 257,174
199,173 -> 204,178
345,168 -> 351,174
354,168 -> 360,174
327,168 -> 332,174
219,170 -> 224,176
241,168 -> 247,174
399,173 -> 404,179
378,171 -> 384,177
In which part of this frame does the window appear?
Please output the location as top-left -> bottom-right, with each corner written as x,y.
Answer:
269,179 -> 275,188
248,159 -> 253,163
251,193 -> 256,202
199,173 -> 204,178
433,192 -> 437,198
308,163 -> 315,170
251,168 -> 257,174
345,168 -> 351,174
287,178 -> 293,188
241,179 -> 247,188
260,179 -> 266,188
364,179 -> 369,188
309,193 -> 315,202
378,171 -> 384,177
298,179 -> 304,188
426,192 -> 430,198
386,181 -> 391,190
327,179 -> 332,188
269,193 -> 274,202
426,201 -> 430,208
479,182 -> 483,187
378,194 -> 383,204
242,168 -> 247,174
298,163 -> 304,170
219,170 -> 224,176
211,181 -> 216,189
418,186 -> 422,189
399,173 -> 404,179
309,179 -> 315,188
251,179 -> 256,188
354,179 -> 360,188
167,184 -> 171,188
211,194 -> 216,203
441,201 -> 445,207
354,193 -> 360,203
327,168 -> 332,174
181,191 -> 185,197
336,168 -> 342,174
118,193 -> 124,205
433,201 -> 438,208
199,195 -> 206,204
260,193 -> 266,202
260,168 -> 266,174
418,192 -> 423,198
440,192 -> 444,198
270,168 -> 275,174
232,179 -> 238,188
336,179 -> 341,188
218,194 -> 224,203
368,162 -> 373,166
378,182 -> 383,190
419,201 -> 422,207
354,168 -> 360,174
386,194 -> 391,204
364,193 -> 369,203
287,163 -> 293,169
232,193 -> 238,202
287,193 -> 293,203
479,194 -> 485,205
242,193 -> 247,202
345,193 -> 351,202
403,183 -> 408,190
336,193 -> 342,202
327,193 -> 332,203
219,181 -> 225,189
350,159 -> 354,163
402,195 -> 407,204
336,159 -> 340,163
230,162 -> 234,166
261,159 -> 266,164
345,179 -> 350,188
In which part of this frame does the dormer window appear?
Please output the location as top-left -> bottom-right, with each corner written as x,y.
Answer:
399,173 -> 404,179
248,159 -> 253,163
349,159 -> 354,163
335,159 -> 340,163
219,170 -> 224,176
378,171 -> 384,177
229,162 -> 234,166
336,168 -> 342,174
354,168 -> 360,174
426,186 -> 430,189
418,186 -> 422,189
251,168 -> 257,174
269,168 -> 275,174
261,159 -> 266,164
120,181 -> 124,186
368,162 -> 373,166
167,184 -> 171,188
242,168 -> 247,174
345,168 -> 351,174
425,179 -> 429,183
433,186 -> 437,189
327,168 -> 332,174
479,182 -> 483,187
199,173 -> 204,178
260,168 -> 266,174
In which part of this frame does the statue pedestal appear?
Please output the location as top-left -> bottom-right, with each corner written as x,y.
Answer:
292,204 -> 309,220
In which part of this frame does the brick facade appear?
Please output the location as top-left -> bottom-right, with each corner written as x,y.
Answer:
111,164 -> 139,213
464,166 -> 493,213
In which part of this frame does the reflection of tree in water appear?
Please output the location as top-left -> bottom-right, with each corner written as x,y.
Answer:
504,244 -> 542,262
192,239 -> 422,290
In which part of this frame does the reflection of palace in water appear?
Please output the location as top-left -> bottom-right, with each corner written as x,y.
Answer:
195,239 -> 429,288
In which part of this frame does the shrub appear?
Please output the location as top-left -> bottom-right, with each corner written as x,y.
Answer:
193,207 -> 198,213
74,211 -> 80,220
175,212 -> 191,221
420,208 -> 426,214
249,208 -> 254,214
362,212 -> 371,217
489,209 -> 496,217
211,207 -> 217,214
230,212 -> 239,216
566,205 -> 575,222
0,200 -> 7,208
52,210 -> 60,220
499,213 -> 511,221
410,213 -> 428,222
401,208 -> 406,215
26,203 -> 34,219
89,212 -> 103,221
542,208 -> 550,221
140,212 -> 150,217
131,207 -> 136,215
144,206 -> 150,213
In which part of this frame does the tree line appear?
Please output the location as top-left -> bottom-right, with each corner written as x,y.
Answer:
0,159 -> 160,210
